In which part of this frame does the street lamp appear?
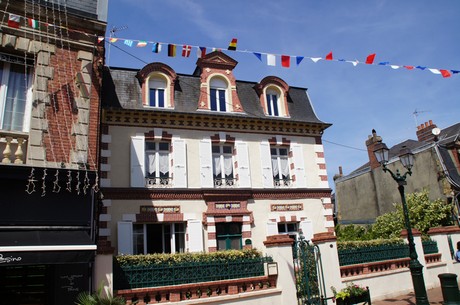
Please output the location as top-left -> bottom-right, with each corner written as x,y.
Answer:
373,142 -> 429,305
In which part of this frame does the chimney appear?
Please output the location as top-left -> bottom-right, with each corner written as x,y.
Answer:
416,120 -> 437,142
333,166 -> 343,181
366,129 -> 383,170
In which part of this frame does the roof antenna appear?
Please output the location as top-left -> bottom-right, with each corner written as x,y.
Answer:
412,109 -> 430,128
107,25 -> 128,67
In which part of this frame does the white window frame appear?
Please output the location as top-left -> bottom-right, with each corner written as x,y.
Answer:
133,223 -> 186,254
145,141 -> 170,187
265,88 -> 280,117
271,146 -> 291,187
212,144 -> 235,187
145,73 -> 169,108
209,77 -> 228,112
0,60 -> 33,132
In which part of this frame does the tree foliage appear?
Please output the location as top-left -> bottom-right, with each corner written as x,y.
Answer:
337,189 -> 453,241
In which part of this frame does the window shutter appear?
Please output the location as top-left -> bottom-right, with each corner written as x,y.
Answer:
117,221 -> 133,255
173,138 -> 187,187
266,222 -> 278,237
260,141 -> 274,188
199,139 -> 214,187
235,141 -> 251,187
187,219 -> 204,252
130,134 -> 145,187
291,143 -> 306,187
299,220 -> 313,241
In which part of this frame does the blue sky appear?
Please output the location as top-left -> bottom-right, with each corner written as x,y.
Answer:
105,0 -> 460,192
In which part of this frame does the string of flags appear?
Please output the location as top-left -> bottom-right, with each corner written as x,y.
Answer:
99,35 -> 458,78
5,12 -> 458,78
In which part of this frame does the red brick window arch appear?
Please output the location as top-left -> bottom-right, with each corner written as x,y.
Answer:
256,76 -> 290,117
137,62 -> 177,108
208,74 -> 231,112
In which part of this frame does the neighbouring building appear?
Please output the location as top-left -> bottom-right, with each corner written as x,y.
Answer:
96,51 -> 334,292
0,1 -> 107,304
335,120 -> 460,224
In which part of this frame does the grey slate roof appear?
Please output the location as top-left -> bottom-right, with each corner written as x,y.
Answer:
102,66 -> 329,126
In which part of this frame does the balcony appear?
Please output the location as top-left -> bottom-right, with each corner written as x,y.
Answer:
214,177 -> 236,188
1,131 -> 28,164
273,178 -> 292,188
145,177 -> 172,188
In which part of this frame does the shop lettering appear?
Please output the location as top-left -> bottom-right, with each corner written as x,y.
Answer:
0,253 -> 22,264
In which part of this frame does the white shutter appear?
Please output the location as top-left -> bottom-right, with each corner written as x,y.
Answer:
299,220 -> 313,241
173,138 -> 187,187
187,219 -> 204,252
235,141 -> 251,187
266,222 -> 278,237
199,139 -> 213,187
260,141 -> 274,188
291,143 -> 306,187
117,221 -> 133,255
130,134 -> 145,187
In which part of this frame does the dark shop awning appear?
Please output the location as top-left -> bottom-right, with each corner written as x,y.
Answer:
0,230 -> 96,266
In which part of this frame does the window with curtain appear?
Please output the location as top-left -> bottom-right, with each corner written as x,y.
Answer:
133,223 -> 185,254
148,77 -> 166,107
271,147 -> 291,187
0,60 -> 32,132
266,88 -> 280,116
145,141 -> 170,186
209,77 -> 227,112
212,144 -> 234,187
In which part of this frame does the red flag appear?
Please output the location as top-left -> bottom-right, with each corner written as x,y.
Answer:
365,53 -> 376,64
325,52 -> 333,60
404,66 -> 414,70
281,55 -> 290,68
440,69 -> 451,78
182,45 -> 191,57
8,14 -> 21,28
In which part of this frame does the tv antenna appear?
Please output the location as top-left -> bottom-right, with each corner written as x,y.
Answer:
107,25 -> 128,66
412,108 -> 430,128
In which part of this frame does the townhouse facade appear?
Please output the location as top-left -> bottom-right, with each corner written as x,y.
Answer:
0,1 -> 107,304
96,52 -> 334,289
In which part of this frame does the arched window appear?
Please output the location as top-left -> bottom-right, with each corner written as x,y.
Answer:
148,76 -> 167,108
266,88 -> 280,117
209,77 -> 227,112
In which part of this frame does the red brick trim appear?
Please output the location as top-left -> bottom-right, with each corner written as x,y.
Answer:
428,225 -> 460,235
400,228 -> 422,237
263,234 -> 294,247
311,232 -> 336,243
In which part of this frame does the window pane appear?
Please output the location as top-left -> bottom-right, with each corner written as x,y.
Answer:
158,89 -> 164,107
230,237 -> 242,250
228,223 -> 241,234
218,89 -> 226,111
217,239 -> 227,250
279,148 -> 288,156
159,142 -> 169,151
287,223 -> 298,232
212,145 -> 220,153
278,223 -> 286,233
210,88 -> 217,111
223,146 -> 232,154
2,63 -> 30,131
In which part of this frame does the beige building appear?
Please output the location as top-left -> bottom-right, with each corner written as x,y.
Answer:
95,51 -> 334,291
335,121 -> 460,224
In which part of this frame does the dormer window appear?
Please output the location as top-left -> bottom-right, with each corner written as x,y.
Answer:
148,77 -> 166,108
209,77 -> 228,112
266,88 -> 280,117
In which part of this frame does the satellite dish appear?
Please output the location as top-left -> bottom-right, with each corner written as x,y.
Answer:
432,127 -> 441,136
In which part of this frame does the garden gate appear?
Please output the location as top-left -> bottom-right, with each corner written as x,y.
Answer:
293,233 -> 327,305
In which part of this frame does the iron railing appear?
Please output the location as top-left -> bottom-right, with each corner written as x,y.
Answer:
114,256 -> 273,290
422,240 -> 439,254
338,244 -> 410,266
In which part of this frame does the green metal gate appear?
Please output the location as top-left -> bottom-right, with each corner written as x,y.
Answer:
293,233 -> 327,305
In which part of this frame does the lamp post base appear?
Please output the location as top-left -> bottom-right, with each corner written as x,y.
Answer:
409,259 -> 429,305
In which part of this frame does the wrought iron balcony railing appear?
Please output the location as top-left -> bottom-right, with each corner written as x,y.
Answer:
214,177 -> 236,188
145,177 -> 172,188
273,178 -> 292,187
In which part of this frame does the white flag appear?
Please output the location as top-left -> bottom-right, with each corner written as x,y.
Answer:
267,54 -> 276,66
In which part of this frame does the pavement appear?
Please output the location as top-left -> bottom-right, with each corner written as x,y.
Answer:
373,286 -> 444,305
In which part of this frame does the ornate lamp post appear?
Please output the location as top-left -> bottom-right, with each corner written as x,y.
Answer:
373,142 -> 429,305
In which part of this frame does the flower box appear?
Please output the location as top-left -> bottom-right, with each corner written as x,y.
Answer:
335,290 -> 370,305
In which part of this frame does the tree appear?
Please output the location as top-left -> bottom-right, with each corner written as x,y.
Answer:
371,189 -> 452,239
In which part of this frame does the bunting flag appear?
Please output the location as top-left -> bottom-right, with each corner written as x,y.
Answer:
152,42 -> 161,53
168,44 -> 176,57
27,18 -> 40,29
97,35 -> 458,79
228,38 -> 237,51
365,53 -> 376,64
182,45 -> 192,57
296,56 -> 304,66
267,54 -> 276,66
253,53 -> 262,61
8,14 -> 21,28
281,55 -> 290,68
198,47 -> 207,58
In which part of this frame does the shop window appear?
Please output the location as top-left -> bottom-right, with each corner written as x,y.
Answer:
133,223 -> 185,254
0,59 -> 33,132
216,222 -> 242,250
271,146 -> 291,187
212,144 -> 234,187
145,141 -> 170,186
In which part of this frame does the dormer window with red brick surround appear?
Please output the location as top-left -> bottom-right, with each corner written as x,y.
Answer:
137,62 -> 177,109
256,76 -> 290,117
196,52 -> 243,113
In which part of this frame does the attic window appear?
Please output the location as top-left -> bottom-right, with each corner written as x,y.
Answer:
266,88 -> 280,117
256,76 -> 290,118
145,73 -> 171,108
209,77 -> 228,112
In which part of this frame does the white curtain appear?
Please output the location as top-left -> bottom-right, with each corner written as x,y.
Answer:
147,153 -> 156,175
280,157 -> 289,177
159,152 -> 169,175
3,64 -> 28,131
271,157 -> 279,177
213,155 -> 221,176
224,156 -> 233,176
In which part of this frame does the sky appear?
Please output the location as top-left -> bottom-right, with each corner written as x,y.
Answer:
105,0 -> 460,192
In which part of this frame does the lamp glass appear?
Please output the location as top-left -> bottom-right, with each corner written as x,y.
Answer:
373,142 -> 389,163
399,149 -> 414,169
